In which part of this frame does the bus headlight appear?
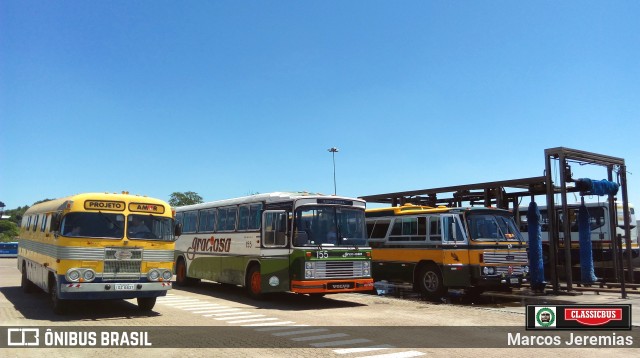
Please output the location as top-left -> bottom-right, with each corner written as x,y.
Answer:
82,269 -> 96,282
523,266 -> 530,274
363,269 -> 370,276
482,266 -> 496,275
148,269 -> 160,281
66,269 -> 81,282
363,261 -> 370,269
305,262 -> 314,269
162,270 -> 173,281
305,270 -> 314,278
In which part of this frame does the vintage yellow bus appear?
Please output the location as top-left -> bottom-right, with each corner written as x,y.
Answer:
366,205 -> 529,299
18,192 -> 179,313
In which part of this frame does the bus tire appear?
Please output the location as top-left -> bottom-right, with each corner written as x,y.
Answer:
246,265 -> 262,299
137,297 -> 157,311
21,264 -> 34,294
49,275 -> 67,315
175,258 -> 199,286
417,265 -> 446,300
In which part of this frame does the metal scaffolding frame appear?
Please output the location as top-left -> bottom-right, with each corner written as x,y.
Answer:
359,147 -> 634,297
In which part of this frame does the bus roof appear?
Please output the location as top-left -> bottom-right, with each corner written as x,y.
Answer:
365,204 -> 511,218
23,192 -> 171,215
176,191 -> 365,211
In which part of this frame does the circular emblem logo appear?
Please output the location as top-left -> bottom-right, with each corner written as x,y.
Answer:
536,307 -> 556,327
114,250 -> 133,260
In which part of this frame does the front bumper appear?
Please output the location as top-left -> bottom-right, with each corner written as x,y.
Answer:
58,281 -> 172,299
291,278 -> 374,294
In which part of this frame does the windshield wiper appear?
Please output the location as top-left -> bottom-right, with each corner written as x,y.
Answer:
98,211 -> 121,231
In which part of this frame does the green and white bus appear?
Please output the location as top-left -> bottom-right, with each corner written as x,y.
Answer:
174,192 -> 373,297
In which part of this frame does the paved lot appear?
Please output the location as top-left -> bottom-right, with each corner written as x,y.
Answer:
1,257 -> 638,357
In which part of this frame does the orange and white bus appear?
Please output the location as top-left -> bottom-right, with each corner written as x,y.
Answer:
366,205 -> 529,299
18,192 -> 180,313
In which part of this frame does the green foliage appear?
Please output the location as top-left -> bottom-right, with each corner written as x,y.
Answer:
0,220 -> 19,242
168,192 -> 203,207
2,205 -> 29,225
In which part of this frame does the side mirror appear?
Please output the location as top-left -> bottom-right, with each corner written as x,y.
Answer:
174,222 -> 183,237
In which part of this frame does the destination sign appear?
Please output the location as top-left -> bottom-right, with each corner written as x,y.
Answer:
84,201 -> 126,211
129,202 -> 165,214
317,199 -> 353,206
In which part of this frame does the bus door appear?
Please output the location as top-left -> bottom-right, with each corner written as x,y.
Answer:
440,214 -> 471,287
261,210 -> 290,293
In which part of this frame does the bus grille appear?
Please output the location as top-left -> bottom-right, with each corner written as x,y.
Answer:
314,261 -> 366,278
482,251 -> 528,264
103,248 -> 143,280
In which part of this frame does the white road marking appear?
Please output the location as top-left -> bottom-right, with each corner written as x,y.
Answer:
363,351 -> 425,358
332,346 -> 395,354
242,321 -> 296,327
290,333 -> 349,341
310,338 -> 372,347
272,328 -> 329,336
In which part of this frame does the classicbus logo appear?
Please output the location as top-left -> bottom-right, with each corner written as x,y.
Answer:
564,308 -> 623,326
527,305 -> 631,330
129,203 -> 165,214
84,201 -> 126,211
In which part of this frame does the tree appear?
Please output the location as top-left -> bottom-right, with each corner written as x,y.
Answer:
3,205 -> 29,225
0,220 -> 19,242
168,192 -> 203,207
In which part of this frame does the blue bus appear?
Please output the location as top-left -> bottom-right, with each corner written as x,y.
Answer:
0,242 -> 18,258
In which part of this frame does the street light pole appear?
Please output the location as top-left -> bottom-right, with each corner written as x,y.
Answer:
327,147 -> 339,195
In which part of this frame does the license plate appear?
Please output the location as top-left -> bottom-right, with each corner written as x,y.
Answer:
510,278 -> 519,284
327,282 -> 354,290
115,283 -> 135,291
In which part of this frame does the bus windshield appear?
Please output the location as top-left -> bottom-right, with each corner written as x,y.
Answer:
293,206 -> 366,247
61,212 -> 125,239
127,214 -> 175,241
466,212 -> 523,242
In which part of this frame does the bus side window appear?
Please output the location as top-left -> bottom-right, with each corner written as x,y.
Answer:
263,211 -> 287,247
182,211 -> 197,233
276,213 -> 287,245
589,207 -> 605,231
429,216 -> 441,241
367,219 -> 390,240
537,210 -> 549,232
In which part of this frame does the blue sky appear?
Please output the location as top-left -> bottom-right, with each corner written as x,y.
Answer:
1,1 -> 639,209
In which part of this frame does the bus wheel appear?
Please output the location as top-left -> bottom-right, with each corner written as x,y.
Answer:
247,265 -> 262,299
417,265 -> 446,300
175,258 -> 199,286
137,297 -> 157,311
21,264 -> 33,294
50,276 -> 66,315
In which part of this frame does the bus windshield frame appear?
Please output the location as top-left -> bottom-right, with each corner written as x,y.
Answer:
60,212 -> 175,241
293,205 -> 367,247
466,212 -> 523,242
